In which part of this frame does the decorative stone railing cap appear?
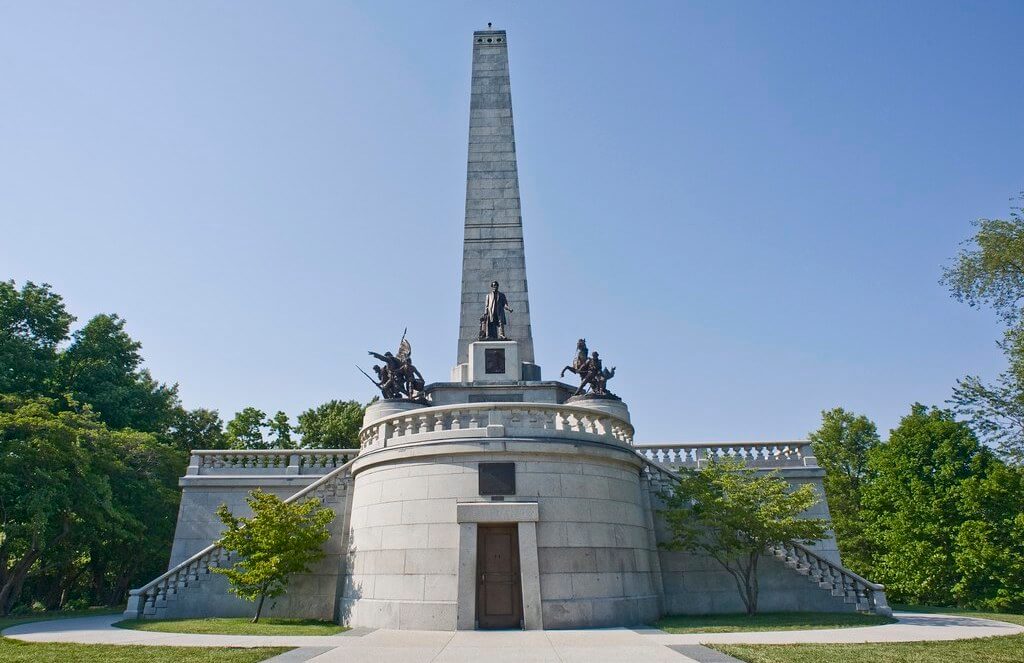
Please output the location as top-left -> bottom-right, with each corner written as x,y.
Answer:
360,400 -> 634,438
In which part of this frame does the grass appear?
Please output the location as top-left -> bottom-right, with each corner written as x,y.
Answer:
0,608 -> 288,663
711,605 -> 1024,663
115,616 -> 350,636
653,611 -> 894,634
0,640 -> 289,663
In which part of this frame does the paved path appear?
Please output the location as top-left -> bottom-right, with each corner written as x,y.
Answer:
3,612 -> 1021,662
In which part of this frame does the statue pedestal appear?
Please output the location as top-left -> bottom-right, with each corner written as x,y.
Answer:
566,393 -> 631,424
450,341 -> 542,383
362,398 -> 428,427
471,340 -> 520,382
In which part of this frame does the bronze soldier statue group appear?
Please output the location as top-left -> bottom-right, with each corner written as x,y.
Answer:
362,282 -> 617,401
361,331 -> 426,401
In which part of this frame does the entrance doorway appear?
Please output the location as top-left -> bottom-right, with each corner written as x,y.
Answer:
476,524 -> 523,629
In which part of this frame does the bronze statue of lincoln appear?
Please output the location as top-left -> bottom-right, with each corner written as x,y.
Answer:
480,280 -> 514,340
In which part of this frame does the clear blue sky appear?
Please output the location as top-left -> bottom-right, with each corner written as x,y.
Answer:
2,1 -> 1022,443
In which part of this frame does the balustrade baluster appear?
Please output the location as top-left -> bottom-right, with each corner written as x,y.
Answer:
586,414 -> 597,435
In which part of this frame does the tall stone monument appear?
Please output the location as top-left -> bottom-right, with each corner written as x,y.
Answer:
454,29 -> 538,382
127,26 -> 890,632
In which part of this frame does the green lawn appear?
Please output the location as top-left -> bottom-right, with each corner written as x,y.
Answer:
654,611 -> 894,634
116,616 -> 349,636
712,606 -> 1024,663
0,609 -> 288,663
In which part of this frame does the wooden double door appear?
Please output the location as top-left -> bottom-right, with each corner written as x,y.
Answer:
476,524 -> 523,629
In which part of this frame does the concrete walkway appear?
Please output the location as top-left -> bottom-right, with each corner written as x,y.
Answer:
3,612 -> 1022,662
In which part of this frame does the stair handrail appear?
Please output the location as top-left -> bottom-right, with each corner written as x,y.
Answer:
784,539 -> 885,591
635,450 -> 891,614
129,455 -> 357,603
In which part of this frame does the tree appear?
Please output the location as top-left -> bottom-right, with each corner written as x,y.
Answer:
808,407 -> 881,576
862,404 -> 995,605
0,283 -> 199,612
0,280 -> 74,395
950,369 -> 1024,465
83,427 -> 184,606
660,457 -> 827,614
226,407 -> 269,450
942,195 -> 1024,461
267,411 -> 294,449
0,395 -> 112,614
212,490 -> 334,622
952,459 -> 1024,611
168,407 -> 227,452
296,400 -> 364,449
58,314 -> 179,433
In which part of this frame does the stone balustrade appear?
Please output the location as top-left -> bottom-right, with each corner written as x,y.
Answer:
636,441 -> 816,469
768,540 -> 891,615
125,457 -> 356,619
358,402 -> 635,451
186,449 -> 357,476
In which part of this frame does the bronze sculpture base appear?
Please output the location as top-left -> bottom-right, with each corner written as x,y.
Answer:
566,392 -> 621,403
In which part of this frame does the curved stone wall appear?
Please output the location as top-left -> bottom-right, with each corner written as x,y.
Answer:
339,437 -> 661,630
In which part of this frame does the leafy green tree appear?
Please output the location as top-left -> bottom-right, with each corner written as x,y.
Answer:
85,428 -> 184,605
950,369 -> 1024,465
0,280 -> 74,395
0,282 -> 203,611
226,407 -> 269,449
296,400 -> 364,449
660,457 -> 828,614
942,195 -> 1024,461
212,490 -> 335,622
0,395 -> 112,614
952,459 -> 1024,611
808,407 -> 881,576
267,411 -> 294,449
168,407 -> 227,451
58,314 -> 179,433
862,404 -> 996,605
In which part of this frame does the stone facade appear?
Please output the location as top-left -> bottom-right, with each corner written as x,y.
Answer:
339,432 -> 662,630
155,455 -> 355,620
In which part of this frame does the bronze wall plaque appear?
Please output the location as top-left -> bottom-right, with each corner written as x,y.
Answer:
479,462 -> 516,495
484,348 -> 506,374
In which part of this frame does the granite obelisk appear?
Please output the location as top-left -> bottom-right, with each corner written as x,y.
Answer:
456,29 -> 535,369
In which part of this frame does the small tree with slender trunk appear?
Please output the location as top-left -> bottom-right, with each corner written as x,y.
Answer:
212,489 -> 334,622
660,456 -> 828,615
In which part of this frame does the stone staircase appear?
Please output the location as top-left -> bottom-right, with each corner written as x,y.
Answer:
124,457 -> 356,620
768,540 -> 890,615
637,453 -> 892,617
